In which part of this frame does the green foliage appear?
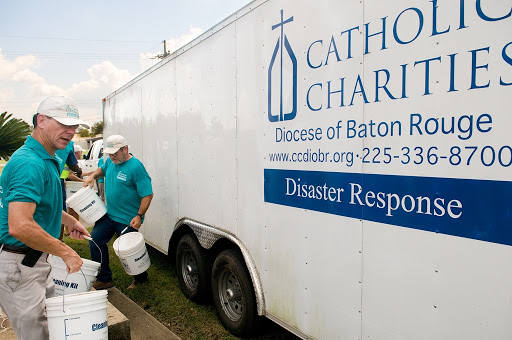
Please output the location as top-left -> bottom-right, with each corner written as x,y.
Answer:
79,128 -> 90,137
91,121 -> 104,136
0,112 -> 31,160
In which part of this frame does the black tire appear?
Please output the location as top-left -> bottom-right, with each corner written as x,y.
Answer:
211,249 -> 258,337
176,234 -> 211,304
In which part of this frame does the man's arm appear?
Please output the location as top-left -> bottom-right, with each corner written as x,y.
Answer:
129,193 -> 154,230
69,164 -> 82,178
83,167 -> 104,188
66,151 -> 82,177
67,172 -> 83,182
8,202 -> 87,273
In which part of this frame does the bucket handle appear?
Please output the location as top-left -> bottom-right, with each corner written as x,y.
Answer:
116,226 -> 129,263
61,269 -> 88,313
84,236 -> 103,267
115,226 -> 132,255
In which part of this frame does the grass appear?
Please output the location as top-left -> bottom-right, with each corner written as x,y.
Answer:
65,231 -> 296,340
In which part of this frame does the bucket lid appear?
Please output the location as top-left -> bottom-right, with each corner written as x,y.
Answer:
113,232 -> 145,256
45,289 -> 107,307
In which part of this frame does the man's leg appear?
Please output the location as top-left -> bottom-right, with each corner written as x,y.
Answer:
133,269 -> 149,283
0,251 -> 52,340
90,215 -> 115,285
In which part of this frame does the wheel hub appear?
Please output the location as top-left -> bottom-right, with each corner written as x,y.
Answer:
186,264 -> 197,275
226,288 -> 242,302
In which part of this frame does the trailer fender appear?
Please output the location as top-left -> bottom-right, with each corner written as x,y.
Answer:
174,218 -> 265,316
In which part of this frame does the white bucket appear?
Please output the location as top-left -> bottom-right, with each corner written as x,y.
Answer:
50,256 -> 100,297
65,181 -> 84,201
113,232 -> 151,275
66,187 -> 106,224
46,290 -> 108,340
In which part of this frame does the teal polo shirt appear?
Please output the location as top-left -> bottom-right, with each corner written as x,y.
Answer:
101,156 -> 152,225
0,136 -> 63,247
55,140 -> 74,173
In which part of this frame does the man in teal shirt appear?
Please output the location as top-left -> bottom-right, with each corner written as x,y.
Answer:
0,96 -> 91,340
84,134 -> 153,290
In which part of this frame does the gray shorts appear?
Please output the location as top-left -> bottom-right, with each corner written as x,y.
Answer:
0,250 -> 54,340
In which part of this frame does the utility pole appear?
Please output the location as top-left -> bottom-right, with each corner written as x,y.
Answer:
151,40 -> 170,59
163,40 -> 168,57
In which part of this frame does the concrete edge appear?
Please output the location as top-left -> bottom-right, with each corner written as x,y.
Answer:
106,287 -> 181,340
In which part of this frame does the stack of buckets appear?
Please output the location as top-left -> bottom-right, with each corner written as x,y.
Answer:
44,185 -> 151,339
45,290 -> 108,340
45,187 -> 107,340
46,256 -> 106,340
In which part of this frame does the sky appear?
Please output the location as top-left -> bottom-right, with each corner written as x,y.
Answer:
0,0 -> 251,127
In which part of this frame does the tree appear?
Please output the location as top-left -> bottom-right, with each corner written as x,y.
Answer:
0,112 -> 31,160
79,127 -> 90,137
91,121 -> 103,136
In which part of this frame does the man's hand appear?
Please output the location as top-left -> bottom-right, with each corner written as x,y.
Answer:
129,215 -> 142,230
62,250 -> 84,274
61,211 -> 91,239
66,220 -> 91,240
83,176 -> 95,188
83,167 -> 104,188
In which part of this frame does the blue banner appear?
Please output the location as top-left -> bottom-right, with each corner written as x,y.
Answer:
264,169 -> 512,247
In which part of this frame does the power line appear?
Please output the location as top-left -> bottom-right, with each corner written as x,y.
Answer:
0,99 -> 102,103
0,34 -> 153,44
0,100 -> 104,108
1,51 -> 152,60
2,50 -> 142,56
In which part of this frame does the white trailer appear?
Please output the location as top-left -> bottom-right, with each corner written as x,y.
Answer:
102,1 -> 512,338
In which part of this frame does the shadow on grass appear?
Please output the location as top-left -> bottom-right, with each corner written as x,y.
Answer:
66,233 -> 298,340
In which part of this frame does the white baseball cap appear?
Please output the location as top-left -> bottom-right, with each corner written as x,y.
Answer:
103,135 -> 128,154
37,96 -> 90,128
74,144 -> 83,152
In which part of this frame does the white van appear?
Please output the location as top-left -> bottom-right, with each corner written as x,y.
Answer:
80,139 -> 103,174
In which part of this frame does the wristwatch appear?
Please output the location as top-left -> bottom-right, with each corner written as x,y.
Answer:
137,214 -> 144,219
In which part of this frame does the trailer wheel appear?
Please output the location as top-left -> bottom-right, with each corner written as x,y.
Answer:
176,234 -> 211,304
212,249 -> 257,337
